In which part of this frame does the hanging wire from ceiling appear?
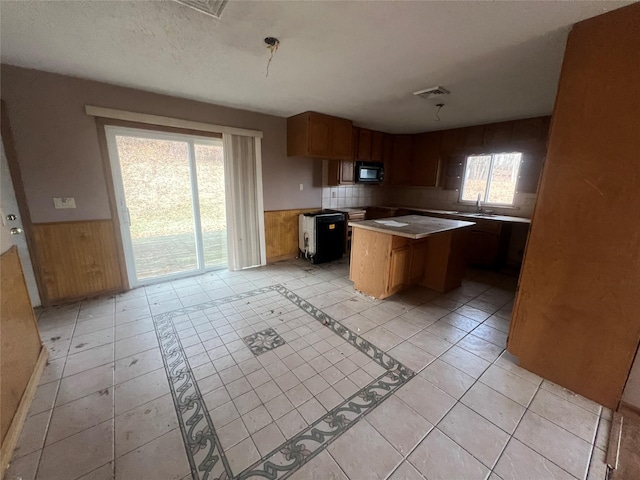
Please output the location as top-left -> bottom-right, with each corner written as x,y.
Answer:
435,103 -> 445,122
265,37 -> 280,78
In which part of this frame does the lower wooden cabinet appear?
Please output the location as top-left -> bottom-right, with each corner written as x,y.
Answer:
410,240 -> 429,282
466,221 -> 502,267
350,226 -> 468,299
388,246 -> 411,295
387,239 -> 429,296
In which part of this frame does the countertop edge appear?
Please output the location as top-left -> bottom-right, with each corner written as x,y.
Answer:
378,206 -> 532,224
349,219 -> 475,240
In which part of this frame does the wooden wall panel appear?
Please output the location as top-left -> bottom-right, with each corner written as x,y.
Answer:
264,209 -> 320,263
1,247 -> 42,445
508,3 -> 640,409
31,220 -> 124,303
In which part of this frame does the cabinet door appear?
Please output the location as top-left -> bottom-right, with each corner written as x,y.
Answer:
357,129 -> 372,161
440,128 -> 464,155
517,149 -> 545,193
512,117 -> 549,144
371,131 -> 384,162
327,160 -> 355,186
308,114 -> 332,157
441,155 -> 465,190
366,207 -> 394,220
412,132 -> 441,187
341,160 -> 355,184
331,118 -> 353,160
388,246 -> 411,293
410,241 -> 429,282
460,125 -> 485,148
390,135 -> 413,186
381,133 -> 394,185
467,230 -> 500,267
326,161 -> 340,186
483,121 -> 514,148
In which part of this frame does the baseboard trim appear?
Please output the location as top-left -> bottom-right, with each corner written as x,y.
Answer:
607,410 -> 623,469
1,346 -> 48,478
619,401 -> 640,416
266,252 -> 299,264
43,286 -> 126,308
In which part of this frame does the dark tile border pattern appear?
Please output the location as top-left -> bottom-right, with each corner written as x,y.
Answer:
152,284 -> 415,480
242,327 -> 286,356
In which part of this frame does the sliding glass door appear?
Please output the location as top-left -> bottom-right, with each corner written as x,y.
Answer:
105,126 -> 226,286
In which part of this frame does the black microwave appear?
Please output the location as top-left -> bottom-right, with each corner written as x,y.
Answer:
355,161 -> 384,184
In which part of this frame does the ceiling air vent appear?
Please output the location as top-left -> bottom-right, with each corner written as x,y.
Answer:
413,86 -> 450,100
175,0 -> 229,19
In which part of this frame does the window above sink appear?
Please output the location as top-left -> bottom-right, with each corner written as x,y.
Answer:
460,152 -> 523,206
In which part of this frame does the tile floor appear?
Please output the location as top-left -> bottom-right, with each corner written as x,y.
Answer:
6,258 -> 611,480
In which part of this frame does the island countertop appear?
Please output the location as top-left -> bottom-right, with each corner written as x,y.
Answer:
349,214 -> 475,240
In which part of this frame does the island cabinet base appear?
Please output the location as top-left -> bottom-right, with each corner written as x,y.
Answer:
349,226 -> 468,299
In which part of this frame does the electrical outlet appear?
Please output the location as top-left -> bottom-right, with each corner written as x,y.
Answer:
332,192 -> 337,198
53,197 -> 76,209
299,183 -> 304,191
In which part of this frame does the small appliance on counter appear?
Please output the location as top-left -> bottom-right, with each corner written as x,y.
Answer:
299,210 -> 345,264
355,161 -> 384,184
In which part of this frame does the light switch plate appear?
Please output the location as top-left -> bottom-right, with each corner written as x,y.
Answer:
53,197 -> 76,209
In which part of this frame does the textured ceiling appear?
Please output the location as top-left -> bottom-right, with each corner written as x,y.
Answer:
0,0 -> 633,133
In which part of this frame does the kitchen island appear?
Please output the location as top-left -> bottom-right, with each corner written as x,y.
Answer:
349,215 -> 475,299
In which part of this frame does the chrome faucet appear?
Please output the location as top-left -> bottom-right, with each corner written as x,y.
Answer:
476,192 -> 483,213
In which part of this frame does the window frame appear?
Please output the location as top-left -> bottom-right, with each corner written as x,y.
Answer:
459,151 -> 523,207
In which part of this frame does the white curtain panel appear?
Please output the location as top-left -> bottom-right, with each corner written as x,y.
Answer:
222,133 -> 266,270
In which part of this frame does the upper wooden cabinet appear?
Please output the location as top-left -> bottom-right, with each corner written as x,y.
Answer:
512,117 -> 550,145
327,127 -> 357,186
356,128 -> 385,162
387,132 -> 441,187
381,133 -> 393,186
371,131 -> 384,162
357,128 -> 372,160
483,121 -> 514,148
390,135 -> 413,186
287,112 -> 353,160
412,132 -> 441,187
290,110 -> 549,191
327,159 -> 355,185
332,117 -> 353,159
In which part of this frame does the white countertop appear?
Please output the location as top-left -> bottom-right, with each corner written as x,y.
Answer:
349,215 -> 476,239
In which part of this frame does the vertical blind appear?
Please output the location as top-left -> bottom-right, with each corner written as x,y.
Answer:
223,133 -> 266,270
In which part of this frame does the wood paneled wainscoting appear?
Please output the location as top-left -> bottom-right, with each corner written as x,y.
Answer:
264,209 -> 320,263
1,246 -> 47,475
31,220 -> 125,304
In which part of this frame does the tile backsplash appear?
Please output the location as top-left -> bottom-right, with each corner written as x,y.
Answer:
320,161 -> 536,217
321,185 -> 386,209
321,160 -> 385,209
384,187 -> 536,218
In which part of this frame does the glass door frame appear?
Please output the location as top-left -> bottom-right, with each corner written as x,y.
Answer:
104,125 -> 225,287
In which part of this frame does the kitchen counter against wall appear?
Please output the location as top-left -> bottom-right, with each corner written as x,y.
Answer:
370,206 -> 531,269
403,207 -> 531,224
